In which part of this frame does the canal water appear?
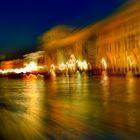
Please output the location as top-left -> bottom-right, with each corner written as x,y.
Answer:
0,74 -> 140,140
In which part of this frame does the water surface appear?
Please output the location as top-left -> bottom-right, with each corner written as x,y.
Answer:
0,75 -> 140,140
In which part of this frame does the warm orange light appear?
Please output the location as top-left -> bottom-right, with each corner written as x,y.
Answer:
0,62 -> 38,75
127,56 -> 132,66
101,58 -> 107,70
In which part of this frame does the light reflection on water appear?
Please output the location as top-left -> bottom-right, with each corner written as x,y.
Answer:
0,75 -> 140,140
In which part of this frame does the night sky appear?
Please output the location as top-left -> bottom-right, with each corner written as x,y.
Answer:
0,0 -> 127,57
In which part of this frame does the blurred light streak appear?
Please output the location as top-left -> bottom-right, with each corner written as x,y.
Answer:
101,58 -> 107,70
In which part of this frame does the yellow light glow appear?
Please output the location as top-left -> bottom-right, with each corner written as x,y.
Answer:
0,62 -> 38,75
0,54 -> 89,76
25,62 -> 38,72
127,56 -> 132,66
58,62 -> 66,71
101,58 -> 107,70
76,60 -> 88,70
50,64 -> 55,70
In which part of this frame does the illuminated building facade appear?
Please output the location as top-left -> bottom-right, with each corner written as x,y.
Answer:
93,3 -> 140,75
0,59 -> 23,70
23,51 -> 46,67
40,2 -> 140,75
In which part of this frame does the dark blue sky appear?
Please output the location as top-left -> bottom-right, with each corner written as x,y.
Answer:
0,0 -> 126,54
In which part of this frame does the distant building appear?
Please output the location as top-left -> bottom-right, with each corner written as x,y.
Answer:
0,59 -> 23,70
23,51 -> 46,66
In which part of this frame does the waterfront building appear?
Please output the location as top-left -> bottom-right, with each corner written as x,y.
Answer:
23,51 -> 46,67
0,59 -> 23,70
41,1 -> 140,75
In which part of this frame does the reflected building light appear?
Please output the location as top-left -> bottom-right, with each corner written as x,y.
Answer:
51,71 -> 56,77
101,70 -> 108,81
49,64 -> 56,77
103,75 -> 108,81
127,77 -> 135,103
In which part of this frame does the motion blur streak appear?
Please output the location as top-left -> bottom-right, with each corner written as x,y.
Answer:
0,76 -> 140,139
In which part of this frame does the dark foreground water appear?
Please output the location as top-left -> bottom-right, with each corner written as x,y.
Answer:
0,74 -> 140,140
